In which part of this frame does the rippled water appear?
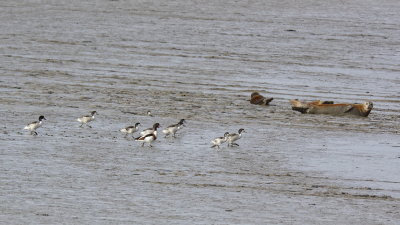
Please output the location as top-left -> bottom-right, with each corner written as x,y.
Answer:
1,0 -> 399,224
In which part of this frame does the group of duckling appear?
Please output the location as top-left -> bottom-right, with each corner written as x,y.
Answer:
210,128 -> 245,149
24,111 -> 244,149
23,91 -> 373,149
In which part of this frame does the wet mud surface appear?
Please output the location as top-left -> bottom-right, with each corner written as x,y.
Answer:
1,0 -> 400,224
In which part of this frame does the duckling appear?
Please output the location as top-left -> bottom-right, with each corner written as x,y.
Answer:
120,122 -> 141,138
139,123 -> 161,137
77,111 -> 97,128
162,119 -> 185,138
227,128 -> 245,147
24,115 -> 46,136
211,132 -> 229,149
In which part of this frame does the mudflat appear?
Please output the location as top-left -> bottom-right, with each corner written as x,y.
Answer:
1,0 -> 399,224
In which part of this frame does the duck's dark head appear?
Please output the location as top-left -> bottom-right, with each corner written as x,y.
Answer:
39,115 -> 46,121
153,123 -> 160,130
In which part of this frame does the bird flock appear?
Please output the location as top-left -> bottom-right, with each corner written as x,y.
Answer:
23,112 -> 244,149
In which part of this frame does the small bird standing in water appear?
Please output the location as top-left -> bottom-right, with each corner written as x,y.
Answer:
138,123 -> 161,137
120,122 -> 141,138
135,133 -> 157,147
24,115 -> 46,136
77,111 -> 97,128
162,119 -> 185,138
135,123 -> 161,147
227,128 -> 245,147
211,132 -> 229,149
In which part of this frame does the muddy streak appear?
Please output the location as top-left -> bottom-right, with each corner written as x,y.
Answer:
1,0 -> 400,224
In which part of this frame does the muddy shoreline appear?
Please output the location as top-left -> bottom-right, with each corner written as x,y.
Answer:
1,0 -> 400,224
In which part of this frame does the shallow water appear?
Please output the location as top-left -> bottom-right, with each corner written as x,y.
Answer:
1,0 -> 400,224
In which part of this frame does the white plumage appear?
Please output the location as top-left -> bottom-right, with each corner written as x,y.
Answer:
77,111 -> 97,128
139,123 -> 160,137
211,132 -> 229,149
227,128 -> 245,147
120,122 -> 140,137
135,133 -> 157,147
162,119 -> 185,138
24,115 -> 46,135
135,123 -> 161,147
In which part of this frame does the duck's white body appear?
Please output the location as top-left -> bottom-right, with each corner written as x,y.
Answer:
227,128 -> 245,147
135,133 -> 157,147
120,123 -> 140,137
211,132 -> 229,149
140,129 -> 157,137
77,111 -> 97,128
139,123 -> 160,137
24,121 -> 42,131
162,126 -> 179,136
136,123 -> 160,146
162,119 -> 185,137
24,116 -> 46,135
77,115 -> 94,124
